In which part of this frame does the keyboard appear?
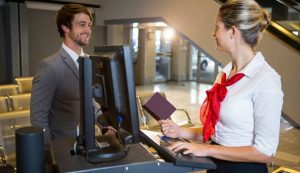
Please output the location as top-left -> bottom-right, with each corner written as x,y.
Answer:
140,130 -> 216,169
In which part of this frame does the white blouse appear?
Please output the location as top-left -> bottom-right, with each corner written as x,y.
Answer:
212,52 -> 284,156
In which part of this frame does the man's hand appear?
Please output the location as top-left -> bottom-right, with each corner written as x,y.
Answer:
102,126 -> 117,135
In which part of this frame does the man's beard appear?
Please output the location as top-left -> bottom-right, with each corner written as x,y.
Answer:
74,37 -> 89,46
76,39 -> 89,46
71,32 -> 90,46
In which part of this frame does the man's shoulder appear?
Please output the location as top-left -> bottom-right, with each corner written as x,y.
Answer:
41,49 -> 66,65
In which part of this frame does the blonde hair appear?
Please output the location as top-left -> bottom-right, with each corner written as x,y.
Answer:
219,0 -> 271,47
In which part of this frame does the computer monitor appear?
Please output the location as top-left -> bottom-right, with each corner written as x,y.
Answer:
92,45 -> 140,143
78,45 -> 140,163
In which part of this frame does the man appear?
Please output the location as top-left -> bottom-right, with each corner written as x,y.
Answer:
30,4 -> 92,143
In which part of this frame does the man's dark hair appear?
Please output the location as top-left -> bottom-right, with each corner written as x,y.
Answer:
56,4 -> 93,37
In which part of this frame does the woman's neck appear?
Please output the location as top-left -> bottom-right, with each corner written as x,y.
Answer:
229,46 -> 255,78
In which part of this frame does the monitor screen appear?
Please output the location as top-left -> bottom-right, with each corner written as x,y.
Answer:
79,45 -> 140,151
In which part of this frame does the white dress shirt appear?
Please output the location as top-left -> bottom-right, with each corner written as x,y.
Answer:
212,52 -> 284,156
62,43 -> 85,69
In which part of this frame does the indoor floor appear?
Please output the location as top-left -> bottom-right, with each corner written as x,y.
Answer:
136,81 -> 300,173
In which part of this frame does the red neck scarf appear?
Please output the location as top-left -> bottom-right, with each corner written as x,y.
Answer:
200,72 -> 245,142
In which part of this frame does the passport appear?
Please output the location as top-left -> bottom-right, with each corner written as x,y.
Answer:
142,92 -> 176,120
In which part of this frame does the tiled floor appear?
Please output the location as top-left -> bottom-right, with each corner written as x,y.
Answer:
136,81 -> 300,172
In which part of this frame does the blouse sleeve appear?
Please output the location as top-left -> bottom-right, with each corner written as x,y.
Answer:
252,74 -> 284,156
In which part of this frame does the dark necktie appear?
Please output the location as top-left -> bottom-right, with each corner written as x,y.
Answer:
200,72 -> 245,142
76,57 -> 80,69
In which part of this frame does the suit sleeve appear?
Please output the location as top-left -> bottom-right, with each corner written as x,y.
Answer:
30,60 -> 56,143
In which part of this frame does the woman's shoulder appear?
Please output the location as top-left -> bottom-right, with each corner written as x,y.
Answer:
255,60 -> 282,91
259,59 -> 281,80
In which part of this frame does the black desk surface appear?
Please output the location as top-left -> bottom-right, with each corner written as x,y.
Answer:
51,137 -> 158,173
51,137 -> 210,173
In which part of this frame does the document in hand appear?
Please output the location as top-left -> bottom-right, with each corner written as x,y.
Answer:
142,92 -> 176,120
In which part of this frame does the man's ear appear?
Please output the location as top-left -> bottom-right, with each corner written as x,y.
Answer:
61,25 -> 70,33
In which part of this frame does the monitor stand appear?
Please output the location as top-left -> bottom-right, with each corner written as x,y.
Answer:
86,135 -> 127,163
73,132 -> 128,163
73,123 -> 128,163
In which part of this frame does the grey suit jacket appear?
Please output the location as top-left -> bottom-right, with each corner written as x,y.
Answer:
30,48 -> 80,143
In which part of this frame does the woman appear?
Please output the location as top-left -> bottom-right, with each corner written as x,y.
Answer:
159,0 -> 284,172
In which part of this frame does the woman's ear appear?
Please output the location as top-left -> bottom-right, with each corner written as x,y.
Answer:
230,26 -> 237,39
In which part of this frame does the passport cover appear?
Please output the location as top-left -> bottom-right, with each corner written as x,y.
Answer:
142,92 -> 176,120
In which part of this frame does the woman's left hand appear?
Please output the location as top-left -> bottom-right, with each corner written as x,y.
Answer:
168,141 -> 210,157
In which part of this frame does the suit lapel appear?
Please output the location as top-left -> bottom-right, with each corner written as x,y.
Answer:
60,48 -> 79,80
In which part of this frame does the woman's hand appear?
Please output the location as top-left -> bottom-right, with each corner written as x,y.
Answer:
159,119 -> 180,138
168,141 -> 210,157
